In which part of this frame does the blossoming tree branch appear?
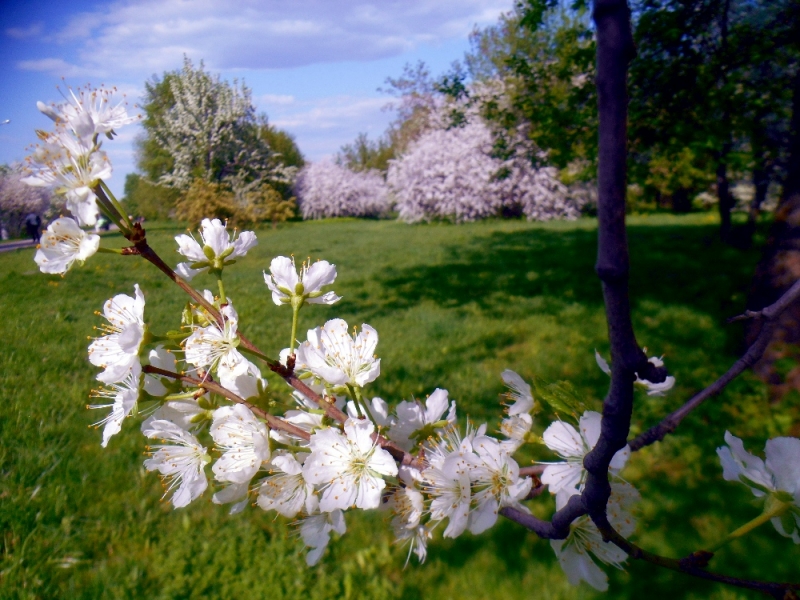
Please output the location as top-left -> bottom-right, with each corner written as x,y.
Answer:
22,1 -> 800,595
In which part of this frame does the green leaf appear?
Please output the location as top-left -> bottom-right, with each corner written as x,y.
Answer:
533,379 -> 588,418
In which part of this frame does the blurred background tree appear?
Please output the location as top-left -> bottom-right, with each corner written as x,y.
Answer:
125,57 -> 303,224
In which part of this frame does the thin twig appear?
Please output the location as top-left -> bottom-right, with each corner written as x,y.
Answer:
143,365 -> 310,441
630,277 -> 800,451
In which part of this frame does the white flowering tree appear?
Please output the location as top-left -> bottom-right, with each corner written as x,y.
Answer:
0,165 -> 51,237
147,57 -> 291,194
19,1 -> 800,596
295,160 -> 390,219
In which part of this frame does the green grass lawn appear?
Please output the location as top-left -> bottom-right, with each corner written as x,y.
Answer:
1,215 -> 798,600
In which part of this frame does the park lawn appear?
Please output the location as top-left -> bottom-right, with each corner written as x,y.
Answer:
1,215 -> 798,600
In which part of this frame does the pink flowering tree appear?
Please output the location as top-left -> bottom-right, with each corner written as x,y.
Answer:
19,1 -> 800,596
295,160 -> 390,219
0,166 -> 51,237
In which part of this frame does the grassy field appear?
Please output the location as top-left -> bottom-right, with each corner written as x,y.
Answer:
1,215 -> 798,599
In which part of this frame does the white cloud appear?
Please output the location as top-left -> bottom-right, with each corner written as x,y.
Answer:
16,58 -> 91,78
39,0 -> 511,77
260,94 -> 295,106
6,23 -> 43,39
263,95 -> 392,161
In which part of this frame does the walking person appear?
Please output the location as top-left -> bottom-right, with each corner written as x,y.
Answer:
25,213 -> 41,243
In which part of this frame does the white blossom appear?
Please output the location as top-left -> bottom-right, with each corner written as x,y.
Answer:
718,431 -> 800,542
299,509 -> 346,566
257,452 -> 318,518
184,303 -> 247,380
210,404 -> 270,484
34,217 -> 99,274
541,411 -> 629,509
388,388 -> 456,451
295,319 -> 381,388
22,137 -> 110,226
37,84 -> 141,139
422,428 -> 476,538
142,346 -> 177,397
174,218 -> 257,280
295,160 -> 390,219
88,363 -> 141,447
467,435 -> 532,534
88,284 -> 146,384
143,419 -> 210,508
551,482 -> 639,591
264,255 -> 341,306
303,418 -> 398,512
595,350 -> 676,396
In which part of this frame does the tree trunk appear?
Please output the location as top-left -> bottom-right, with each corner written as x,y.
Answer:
671,188 -> 691,213
717,158 -> 733,240
746,67 -> 800,400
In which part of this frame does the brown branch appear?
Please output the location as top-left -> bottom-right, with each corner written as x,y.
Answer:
143,365 -> 310,441
630,276 -> 800,451
598,522 -> 800,599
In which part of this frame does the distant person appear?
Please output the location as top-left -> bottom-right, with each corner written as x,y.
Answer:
25,213 -> 41,243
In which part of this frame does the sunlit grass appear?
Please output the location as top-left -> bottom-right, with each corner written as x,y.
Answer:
1,215 -> 797,599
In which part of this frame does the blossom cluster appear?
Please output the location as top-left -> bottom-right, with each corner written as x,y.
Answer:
295,160 -> 391,219
22,85 -> 140,226
72,214 -> 652,588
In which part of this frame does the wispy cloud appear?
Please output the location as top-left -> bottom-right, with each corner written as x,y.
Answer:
33,0 -> 510,77
6,23 -> 43,40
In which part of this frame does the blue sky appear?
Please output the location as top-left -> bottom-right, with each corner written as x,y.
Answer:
0,0 -> 512,197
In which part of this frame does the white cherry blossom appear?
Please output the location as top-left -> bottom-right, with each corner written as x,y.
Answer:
88,284 -> 146,384
257,452 -> 318,518
184,303 -> 246,380
718,431 -> 800,542
501,369 -> 535,415
551,482 -> 639,591
295,319 -> 380,388
467,435 -> 532,534
303,418 -> 398,512
143,419 -> 210,509
264,255 -> 341,306
541,411 -> 629,509
422,428 -> 476,538
34,217 -> 100,274
388,388 -> 456,451
174,218 -> 257,280
210,404 -> 270,484
299,509 -> 347,566
37,85 -> 141,138
88,363 -> 141,447
22,138 -> 110,226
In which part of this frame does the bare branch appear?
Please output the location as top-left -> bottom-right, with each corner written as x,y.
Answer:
598,522 -> 800,599
630,276 -> 800,451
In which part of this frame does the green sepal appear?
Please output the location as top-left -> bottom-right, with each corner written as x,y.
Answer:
190,260 -> 211,269
203,244 -> 217,261
219,246 -> 235,260
307,290 -> 324,298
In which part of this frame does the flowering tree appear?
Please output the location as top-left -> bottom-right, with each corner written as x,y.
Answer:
387,119 -> 577,223
20,1 -> 800,595
0,165 -> 51,237
295,160 -> 390,219
146,57 -> 292,195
